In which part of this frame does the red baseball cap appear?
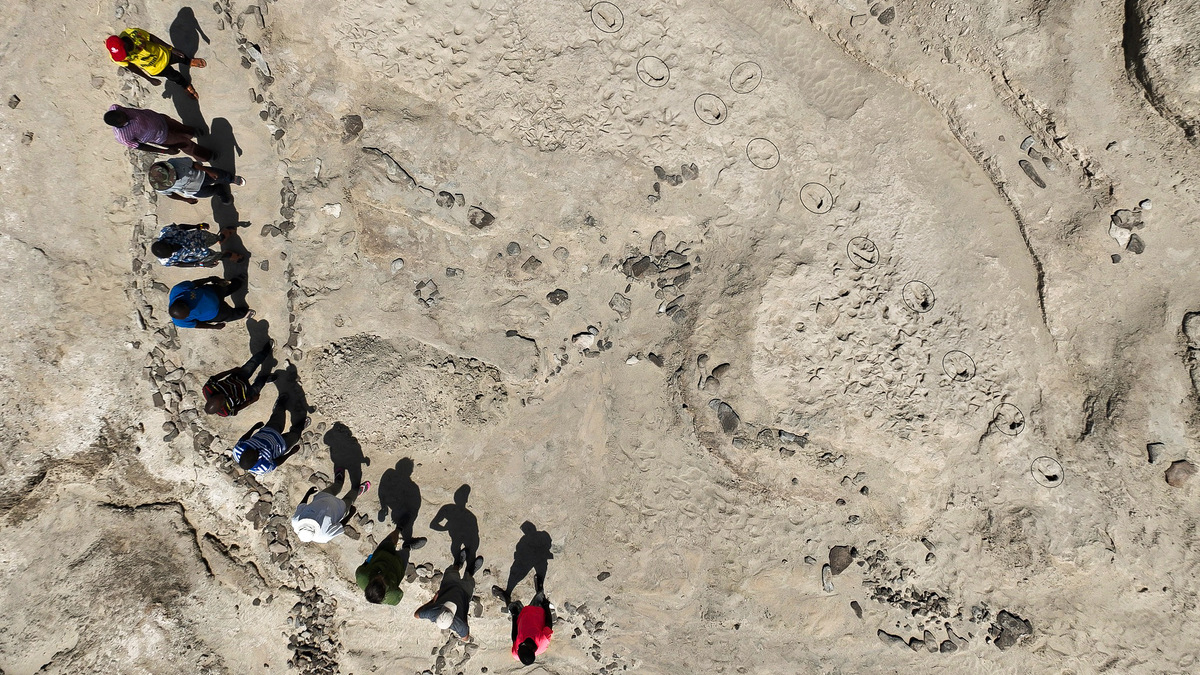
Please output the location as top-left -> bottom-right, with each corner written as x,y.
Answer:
106,35 -> 126,62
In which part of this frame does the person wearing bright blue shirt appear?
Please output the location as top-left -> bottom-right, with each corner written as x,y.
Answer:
167,277 -> 252,329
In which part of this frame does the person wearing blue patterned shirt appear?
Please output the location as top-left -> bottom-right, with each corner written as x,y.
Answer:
151,223 -> 244,267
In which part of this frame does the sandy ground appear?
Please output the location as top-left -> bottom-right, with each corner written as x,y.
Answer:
2,0 -> 1200,673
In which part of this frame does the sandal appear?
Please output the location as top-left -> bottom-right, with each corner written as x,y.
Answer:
357,480 -> 371,496
190,58 -> 207,68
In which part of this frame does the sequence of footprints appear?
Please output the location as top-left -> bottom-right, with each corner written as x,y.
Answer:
840,237 -> 1057,487
589,3 -> 784,175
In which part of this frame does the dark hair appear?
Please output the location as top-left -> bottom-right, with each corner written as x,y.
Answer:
517,639 -> 536,665
204,394 -> 226,415
103,110 -> 128,127
238,448 -> 260,470
365,577 -> 387,604
168,299 -> 192,319
150,240 -> 181,259
120,36 -> 135,52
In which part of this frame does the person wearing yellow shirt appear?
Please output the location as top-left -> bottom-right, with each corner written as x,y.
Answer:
105,28 -> 206,100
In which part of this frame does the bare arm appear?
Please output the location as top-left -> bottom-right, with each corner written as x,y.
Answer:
125,63 -> 161,85
166,193 -> 200,205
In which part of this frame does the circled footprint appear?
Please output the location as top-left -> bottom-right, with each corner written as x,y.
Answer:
730,62 -> 762,94
590,2 -> 624,33
942,350 -> 976,382
993,403 -> 1025,436
901,280 -> 935,313
636,56 -> 670,88
694,94 -> 728,125
799,182 -> 833,214
846,236 -> 879,269
746,138 -> 779,169
1031,456 -> 1064,488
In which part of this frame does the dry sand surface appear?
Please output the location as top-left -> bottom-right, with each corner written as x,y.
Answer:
3,0 -> 1200,673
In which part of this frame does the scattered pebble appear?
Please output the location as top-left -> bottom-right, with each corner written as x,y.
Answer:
390,258 -> 405,274
829,545 -> 853,575
1166,459 -> 1196,487
597,571 -> 611,581
546,289 -> 568,305
1146,442 -> 1164,464
990,610 -> 1033,650
821,563 -> 834,592
506,242 -> 522,256
7,95 -> 19,109
1140,199 -> 1152,210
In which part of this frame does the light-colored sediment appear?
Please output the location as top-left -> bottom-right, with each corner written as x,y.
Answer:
2,0 -> 1200,673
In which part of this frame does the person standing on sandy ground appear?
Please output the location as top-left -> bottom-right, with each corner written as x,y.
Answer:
203,342 -> 274,417
493,574 -> 553,666
149,159 -> 246,205
105,28 -> 205,100
291,468 -> 372,544
231,391 -> 305,476
153,223 -> 243,268
414,549 -> 483,641
168,277 -> 253,329
105,105 -> 212,161
356,526 -> 428,605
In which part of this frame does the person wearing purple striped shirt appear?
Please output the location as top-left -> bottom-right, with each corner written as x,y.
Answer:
104,105 -> 211,161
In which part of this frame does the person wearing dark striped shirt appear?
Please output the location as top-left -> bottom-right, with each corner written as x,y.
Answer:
203,342 -> 274,417
104,105 -> 212,161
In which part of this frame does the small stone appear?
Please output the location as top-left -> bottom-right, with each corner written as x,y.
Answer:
716,401 -> 740,433
821,564 -> 833,592
259,260 -> 269,271
1111,254 -> 1122,263
547,289 -> 568,305
940,640 -> 958,653
851,13 -> 868,26
572,333 -> 596,349
468,206 -> 495,229
597,571 -> 611,581
850,600 -> 863,619
1140,199 -> 1152,210
521,256 -> 542,273
91,77 -> 105,89
1109,221 -> 1132,249
924,630 -> 938,652
991,610 -> 1033,650
553,246 -> 569,261
828,545 -> 853,575
1147,442 -> 1164,464
7,95 -> 19,109
878,630 -> 906,648
341,114 -> 364,139
877,6 -> 895,24
507,242 -> 522,256
1166,459 -> 1196,487
533,234 -> 550,248
391,258 -> 405,274
1021,136 -> 1036,151
1127,233 -> 1145,254
21,131 -> 33,145
609,293 -> 632,319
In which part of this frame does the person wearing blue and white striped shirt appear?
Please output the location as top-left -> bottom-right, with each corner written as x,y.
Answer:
231,392 -> 304,475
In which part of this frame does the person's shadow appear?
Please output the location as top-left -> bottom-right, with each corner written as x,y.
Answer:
504,521 -> 554,594
205,117 -> 249,307
377,458 -> 422,539
166,7 -> 209,133
272,361 -> 310,447
245,317 -> 275,365
323,422 -> 370,488
430,485 -> 479,566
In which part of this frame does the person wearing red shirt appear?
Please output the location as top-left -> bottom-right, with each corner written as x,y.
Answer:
494,574 -> 552,665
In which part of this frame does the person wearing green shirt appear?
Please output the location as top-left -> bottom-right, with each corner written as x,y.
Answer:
356,526 -> 427,604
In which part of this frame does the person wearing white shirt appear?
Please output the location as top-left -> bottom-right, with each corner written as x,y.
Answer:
292,469 -> 370,544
